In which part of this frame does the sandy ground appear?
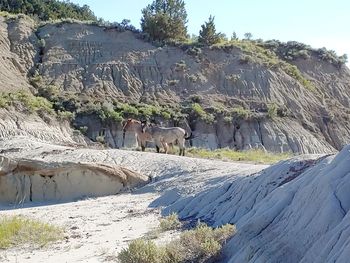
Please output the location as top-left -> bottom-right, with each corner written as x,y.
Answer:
0,192 -> 163,263
0,138 -> 267,263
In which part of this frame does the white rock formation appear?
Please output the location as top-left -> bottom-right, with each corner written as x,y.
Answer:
0,137 -> 349,262
163,147 -> 350,263
0,155 -> 148,204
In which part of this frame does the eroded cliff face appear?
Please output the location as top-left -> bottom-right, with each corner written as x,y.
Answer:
2,17 -> 350,153
0,16 -> 34,92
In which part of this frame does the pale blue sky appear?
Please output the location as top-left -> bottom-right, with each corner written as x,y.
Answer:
70,0 -> 349,60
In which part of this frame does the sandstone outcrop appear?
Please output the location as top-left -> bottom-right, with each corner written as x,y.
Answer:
0,155 -> 147,204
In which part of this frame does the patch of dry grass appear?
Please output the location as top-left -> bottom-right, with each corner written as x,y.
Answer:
0,215 -> 63,249
159,213 -> 182,232
186,148 -> 291,164
118,222 -> 236,263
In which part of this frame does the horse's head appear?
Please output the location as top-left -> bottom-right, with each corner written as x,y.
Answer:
140,120 -> 149,133
123,118 -> 136,132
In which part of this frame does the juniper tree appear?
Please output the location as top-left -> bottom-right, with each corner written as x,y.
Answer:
141,0 -> 188,41
198,15 -> 221,45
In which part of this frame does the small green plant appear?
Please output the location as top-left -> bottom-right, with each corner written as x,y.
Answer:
98,107 -> 123,123
230,107 -> 251,119
57,110 -> 74,121
191,103 -> 206,117
159,213 -> 182,232
78,126 -> 88,135
160,110 -> 171,120
187,74 -> 198,83
118,239 -> 166,263
190,103 -> 215,124
96,135 -> 105,144
223,116 -> 232,124
267,103 -> 278,119
117,103 -> 139,116
38,38 -> 46,48
0,216 -> 63,249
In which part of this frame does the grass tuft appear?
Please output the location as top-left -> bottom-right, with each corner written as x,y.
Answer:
187,148 -> 291,164
0,215 -> 64,249
159,213 -> 182,232
119,222 -> 236,263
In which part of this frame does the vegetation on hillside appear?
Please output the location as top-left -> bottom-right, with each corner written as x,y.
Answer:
198,15 -> 223,45
0,90 -> 54,115
141,0 -> 188,42
0,0 -> 96,21
0,215 -> 63,249
29,78 -> 290,129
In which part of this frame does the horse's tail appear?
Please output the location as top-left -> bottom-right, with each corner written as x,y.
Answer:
184,132 -> 193,140
122,131 -> 126,147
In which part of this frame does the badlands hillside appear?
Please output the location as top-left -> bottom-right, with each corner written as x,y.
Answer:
0,14 -> 349,153
0,4 -> 349,263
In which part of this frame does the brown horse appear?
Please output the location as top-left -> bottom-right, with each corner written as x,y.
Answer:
122,119 -> 152,151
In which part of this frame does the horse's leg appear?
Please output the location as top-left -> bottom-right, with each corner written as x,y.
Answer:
163,142 -> 169,154
179,138 -> 185,156
141,144 -> 145,152
156,145 -> 160,153
136,136 -> 141,149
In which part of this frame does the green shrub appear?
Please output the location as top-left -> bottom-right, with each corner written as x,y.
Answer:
267,103 -> 278,119
187,74 -> 198,83
138,104 -> 161,119
159,213 -> 182,232
117,103 -> 139,116
57,110 -> 74,121
160,110 -> 171,120
191,103 -> 206,117
119,222 -> 236,263
96,135 -> 105,144
230,107 -> 251,119
0,97 -> 8,108
190,103 -> 215,124
97,107 -> 123,123
0,91 -> 55,115
38,39 -> 46,48
37,85 -> 60,101
118,239 -> 166,263
78,126 -> 88,135
0,0 -> 97,21
223,116 -> 232,124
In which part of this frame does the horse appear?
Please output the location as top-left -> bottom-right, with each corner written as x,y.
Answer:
141,121 -> 192,156
122,119 -> 152,151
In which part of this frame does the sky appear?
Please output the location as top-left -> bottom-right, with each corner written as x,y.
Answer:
70,0 -> 349,62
